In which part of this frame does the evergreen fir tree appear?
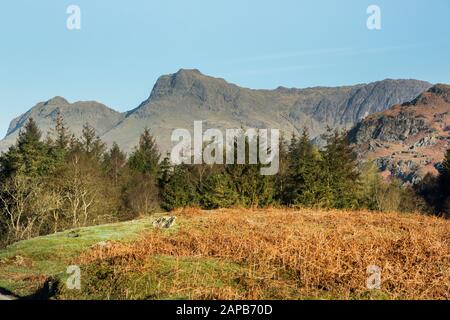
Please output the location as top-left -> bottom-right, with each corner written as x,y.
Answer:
320,128 -> 360,209
222,132 -> 275,208
285,129 -> 322,207
0,118 -> 50,178
45,112 -> 70,169
157,155 -> 173,189
160,165 -> 198,211
128,128 -> 161,176
18,117 -> 42,145
202,173 -> 240,209
79,123 -> 106,160
53,111 -> 70,150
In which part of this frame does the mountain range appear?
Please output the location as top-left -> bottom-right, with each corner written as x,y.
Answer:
0,69 -> 432,157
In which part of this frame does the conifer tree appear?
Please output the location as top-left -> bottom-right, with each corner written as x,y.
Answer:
53,111 -> 70,150
202,172 -> 240,209
285,129 -> 322,206
122,129 -> 161,215
128,128 -> 160,176
0,118 -> 50,178
18,117 -> 42,145
222,132 -> 275,208
320,128 -> 360,209
160,165 -> 198,211
157,155 -> 173,189
45,112 -> 71,169
79,123 -> 106,160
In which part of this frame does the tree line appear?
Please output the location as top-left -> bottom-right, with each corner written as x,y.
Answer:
0,115 -> 448,246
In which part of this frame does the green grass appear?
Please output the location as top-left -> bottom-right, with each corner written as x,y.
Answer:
0,214 -> 241,300
0,217 -> 157,296
59,255 -> 245,300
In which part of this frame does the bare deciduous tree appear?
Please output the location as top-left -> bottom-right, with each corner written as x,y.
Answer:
0,175 -> 43,241
63,155 -> 97,228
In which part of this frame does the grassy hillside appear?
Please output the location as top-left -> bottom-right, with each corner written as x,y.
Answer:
0,208 -> 448,300
0,217 -> 157,297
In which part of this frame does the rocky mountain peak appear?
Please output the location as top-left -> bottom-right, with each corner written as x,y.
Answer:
44,96 -> 69,106
175,68 -> 203,77
144,69 -> 236,108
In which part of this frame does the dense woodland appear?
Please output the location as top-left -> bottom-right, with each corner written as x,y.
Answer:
0,114 -> 449,246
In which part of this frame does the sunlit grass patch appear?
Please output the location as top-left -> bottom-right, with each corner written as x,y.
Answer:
0,216 -> 160,296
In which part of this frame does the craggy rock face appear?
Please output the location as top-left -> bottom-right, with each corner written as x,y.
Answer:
349,84 -> 450,184
350,112 -> 429,143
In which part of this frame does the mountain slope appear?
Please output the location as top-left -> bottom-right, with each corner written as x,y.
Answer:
349,84 -> 450,183
102,69 -> 432,153
0,69 -> 432,154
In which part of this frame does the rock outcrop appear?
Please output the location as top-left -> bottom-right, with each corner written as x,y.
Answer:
349,84 -> 450,184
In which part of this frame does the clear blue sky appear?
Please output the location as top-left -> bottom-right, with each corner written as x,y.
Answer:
1,0 -> 449,137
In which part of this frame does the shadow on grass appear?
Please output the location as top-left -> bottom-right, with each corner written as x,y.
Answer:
0,278 -> 60,300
